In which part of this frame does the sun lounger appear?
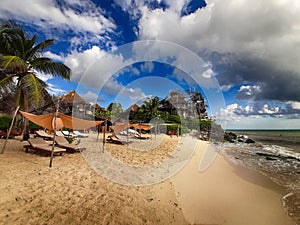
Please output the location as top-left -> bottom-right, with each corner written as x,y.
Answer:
73,130 -> 88,138
134,133 -> 150,140
35,130 -> 53,140
24,138 -> 66,156
61,130 -> 78,138
106,134 -> 131,145
55,136 -> 85,152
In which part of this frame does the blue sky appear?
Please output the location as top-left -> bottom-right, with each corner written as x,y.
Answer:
1,0 -> 300,129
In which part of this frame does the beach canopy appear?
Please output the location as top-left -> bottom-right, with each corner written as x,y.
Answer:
19,111 -> 103,130
130,124 -> 152,131
58,113 -> 103,130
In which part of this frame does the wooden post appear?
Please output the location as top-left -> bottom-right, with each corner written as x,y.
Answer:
102,120 -> 106,152
49,101 -> 59,168
1,106 -> 20,154
126,124 -> 129,145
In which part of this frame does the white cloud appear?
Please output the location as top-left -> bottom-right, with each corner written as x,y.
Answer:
237,85 -> 261,99
202,68 -> 214,78
43,51 -> 64,62
140,61 -> 154,73
287,101 -> 300,110
80,91 -> 100,103
215,102 -> 300,129
0,0 -> 116,48
63,45 -> 146,101
258,104 -> 280,114
221,85 -> 232,92
138,0 -> 300,76
46,83 -> 65,96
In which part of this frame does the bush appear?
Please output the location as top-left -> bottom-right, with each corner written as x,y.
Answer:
0,116 -> 12,129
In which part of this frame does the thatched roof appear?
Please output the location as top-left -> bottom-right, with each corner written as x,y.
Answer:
92,103 -> 105,111
58,90 -> 85,104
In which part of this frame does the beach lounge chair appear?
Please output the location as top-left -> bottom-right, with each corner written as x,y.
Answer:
55,130 -> 65,137
61,130 -> 78,138
106,123 -> 131,145
73,130 -> 88,138
35,130 -> 53,140
134,133 -> 150,140
55,136 -> 85,152
106,133 -> 131,145
24,138 -> 66,156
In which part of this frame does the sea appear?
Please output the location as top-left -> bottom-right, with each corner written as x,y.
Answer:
222,130 -> 300,224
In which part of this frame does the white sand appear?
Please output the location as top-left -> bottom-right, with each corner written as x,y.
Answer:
0,135 -> 295,225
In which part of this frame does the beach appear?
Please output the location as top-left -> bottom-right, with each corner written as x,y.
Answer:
0,134 -> 296,225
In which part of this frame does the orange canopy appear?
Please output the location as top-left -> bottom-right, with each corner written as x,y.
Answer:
58,113 -> 103,130
20,111 -> 63,131
130,124 -> 152,131
20,111 -> 103,131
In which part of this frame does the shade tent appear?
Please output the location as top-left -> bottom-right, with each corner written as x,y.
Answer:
58,113 -> 103,130
19,111 -> 64,131
19,111 -> 103,130
130,124 -> 152,131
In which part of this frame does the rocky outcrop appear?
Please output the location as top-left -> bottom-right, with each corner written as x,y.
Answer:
224,132 -> 255,144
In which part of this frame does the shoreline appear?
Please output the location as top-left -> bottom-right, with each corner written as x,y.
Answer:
0,135 -> 297,224
171,141 -> 295,225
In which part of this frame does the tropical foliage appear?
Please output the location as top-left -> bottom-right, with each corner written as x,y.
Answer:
0,20 -> 71,139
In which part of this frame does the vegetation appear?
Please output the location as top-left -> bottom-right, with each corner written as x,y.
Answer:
95,102 -> 124,121
0,20 -> 71,140
0,116 -> 12,129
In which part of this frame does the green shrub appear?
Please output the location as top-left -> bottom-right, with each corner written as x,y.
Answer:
0,116 -> 12,129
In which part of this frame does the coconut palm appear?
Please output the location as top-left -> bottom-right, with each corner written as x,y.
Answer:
139,96 -> 161,122
0,20 -> 71,140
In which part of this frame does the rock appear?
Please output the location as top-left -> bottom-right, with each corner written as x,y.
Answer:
245,138 -> 255,143
224,132 -> 237,142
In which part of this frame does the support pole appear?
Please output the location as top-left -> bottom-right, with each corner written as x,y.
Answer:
1,106 -> 20,154
102,120 -> 106,152
49,101 -> 59,168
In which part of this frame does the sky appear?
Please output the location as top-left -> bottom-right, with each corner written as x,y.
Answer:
0,0 -> 300,129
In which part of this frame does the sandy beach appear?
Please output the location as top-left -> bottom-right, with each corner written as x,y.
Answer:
0,134 -> 296,225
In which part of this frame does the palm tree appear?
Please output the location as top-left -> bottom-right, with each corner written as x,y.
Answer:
139,96 -> 161,122
0,20 -> 71,140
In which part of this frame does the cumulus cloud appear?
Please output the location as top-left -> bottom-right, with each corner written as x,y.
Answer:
258,104 -> 280,115
288,101 -> 300,110
140,61 -> 154,73
63,45 -> 145,101
216,101 -> 300,123
0,0 -> 116,49
80,91 -> 101,103
236,85 -> 261,99
137,0 -> 300,102
216,101 -> 300,129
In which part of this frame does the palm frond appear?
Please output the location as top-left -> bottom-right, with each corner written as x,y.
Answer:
31,57 -> 71,80
0,55 -> 27,74
25,39 -> 54,60
0,73 -> 15,87
21,73 -> 47,107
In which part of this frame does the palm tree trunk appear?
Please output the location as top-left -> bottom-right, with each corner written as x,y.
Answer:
22,87 -> 30,141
